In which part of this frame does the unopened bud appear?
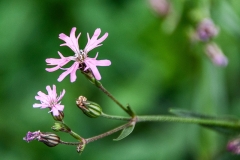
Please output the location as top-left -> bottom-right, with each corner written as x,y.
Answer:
51,111 -> 64,121
52,122 -> 71,132
205,43 -> 228,66
76,96 -> 102,118
197,18 -> 219,41
40,132 -> 60,147
227,137 -> 240,154
23,130 -> 60,147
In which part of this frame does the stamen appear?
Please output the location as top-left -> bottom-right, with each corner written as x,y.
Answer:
75,50 -> 87,63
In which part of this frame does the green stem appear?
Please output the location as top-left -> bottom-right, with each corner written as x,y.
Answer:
82,71 -> 130,115
136,115 -> 240,128
97,84 -> 130,114
69,130 -> 83,142
101,113 -> 131,121
59,140 -> 80,145
85,121 -> 132,144
101,113 -> 240,129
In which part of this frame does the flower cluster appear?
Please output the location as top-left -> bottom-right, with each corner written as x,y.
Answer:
46,27 -> 111,82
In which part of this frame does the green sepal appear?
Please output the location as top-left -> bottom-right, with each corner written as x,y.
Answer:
113,123 -> 135,141
81,101 -> 102,118
52,121 -> 71,132
81,71 -> 102,87
169,109 -> 240,134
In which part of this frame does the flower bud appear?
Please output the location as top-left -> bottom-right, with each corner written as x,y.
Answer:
227,137 -> 240,154
39,132 -> 60,147
51,111 -> 64,121
196,18 -> 219,41
76,96 -> 102,118
205,43 -> 228,66
52,122 -> 71,132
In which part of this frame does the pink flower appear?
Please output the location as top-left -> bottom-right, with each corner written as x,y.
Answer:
33,85 -> 65,116
46,27 -> 111,82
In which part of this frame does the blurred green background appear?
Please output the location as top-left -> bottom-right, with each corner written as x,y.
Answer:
1,0 -> 240,159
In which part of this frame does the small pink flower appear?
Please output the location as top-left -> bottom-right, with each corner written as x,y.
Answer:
46,27 -> 111,82
33,85 -> 65,116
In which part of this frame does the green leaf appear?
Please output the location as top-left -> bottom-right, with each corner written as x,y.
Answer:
169,109 -> 240,135
113,124 -> 135,141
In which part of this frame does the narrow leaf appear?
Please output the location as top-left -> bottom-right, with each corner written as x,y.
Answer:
113,124 -> 135,141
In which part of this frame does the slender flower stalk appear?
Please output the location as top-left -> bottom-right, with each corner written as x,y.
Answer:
97,84 -> 131,115
101,112 -> 131,121
46,27 -> 111,82
33,85 -> 65,116
59,140 -> 80,145
85,121 -> 133,144
81,71 -> 131,115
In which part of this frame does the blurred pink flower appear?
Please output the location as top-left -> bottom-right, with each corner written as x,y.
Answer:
205,43 -> 228,66
46,27 -> 111,82
33,85 -> 65,116
197,18 -> 219,41
149,0 -> 170,17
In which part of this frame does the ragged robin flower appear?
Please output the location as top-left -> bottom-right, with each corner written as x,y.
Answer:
46,27 -> 111,82
33,85 -> 65,116
23,130 -> 60,147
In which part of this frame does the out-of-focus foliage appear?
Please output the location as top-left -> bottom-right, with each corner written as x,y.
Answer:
1,0 -> 240,159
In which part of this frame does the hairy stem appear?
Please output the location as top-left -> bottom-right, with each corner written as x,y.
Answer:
101,113 -> 131,121
85,121 -> 134,144
59,140 -> 80,145
101,113 -> 240,129
136,115 -> 240,128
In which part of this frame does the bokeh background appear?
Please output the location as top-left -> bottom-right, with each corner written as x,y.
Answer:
1,0 -> 240,159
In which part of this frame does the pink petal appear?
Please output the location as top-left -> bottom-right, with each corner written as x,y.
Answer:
46,66 -> 61,72
33,103 -> 42,108
45,52 -> 71,72
90,65 -> 101,80
46,85 -> 51,94
57,62 -> 79,82
59,27 -> 81,54
84,28 -> 108,53
55,104 -> 64,111
70,62 -> 79,82
51,108 -> 59,116
36,91 -> 47,99
84,59 -> 101,80
94,59 -> 111,66
58,89 -> 65,101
